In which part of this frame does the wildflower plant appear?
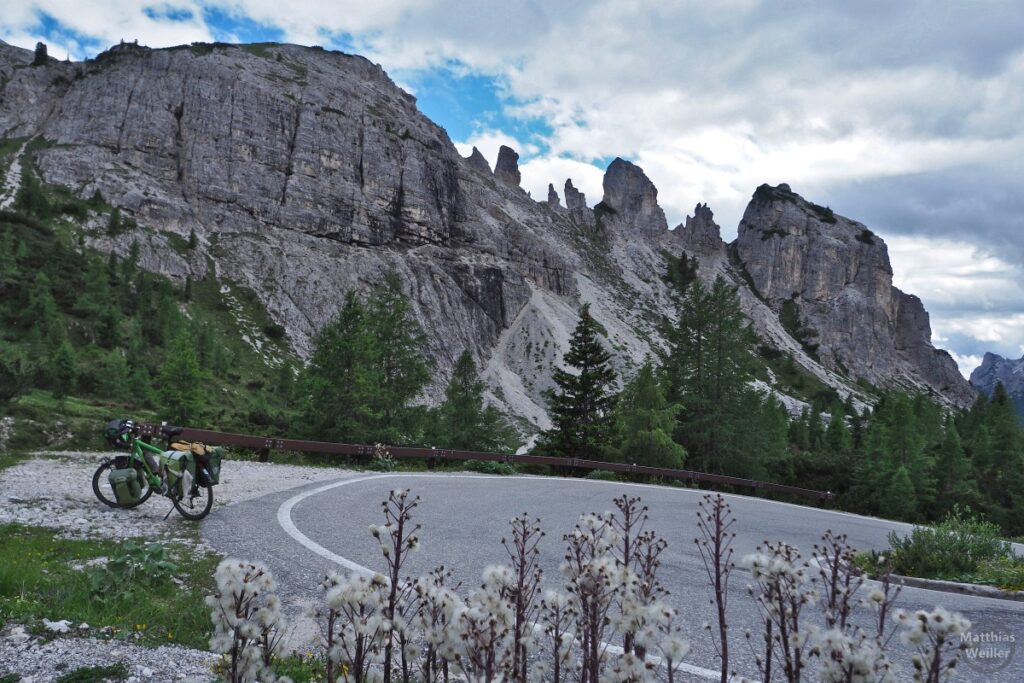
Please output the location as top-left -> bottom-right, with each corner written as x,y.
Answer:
206,559 -> 289,683
501,515 -> 545,682
894,608 -> 970,683
695,493 -> 736,683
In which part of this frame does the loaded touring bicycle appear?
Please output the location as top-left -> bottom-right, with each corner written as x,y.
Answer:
94,419 -> 222,520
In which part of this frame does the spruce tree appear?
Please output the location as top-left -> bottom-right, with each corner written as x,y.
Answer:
434,351 -> 517,452
156,328 -> 206,423
661,276 -> 755,474
613,360 -> 685,468
364,272 -> 432,441
297,290 -> 377,442
537,303 -> 617,460
881,466 -> 917,521
50,340 -> 77,400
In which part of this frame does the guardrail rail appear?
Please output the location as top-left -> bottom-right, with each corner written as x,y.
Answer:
138,423 -> 834,501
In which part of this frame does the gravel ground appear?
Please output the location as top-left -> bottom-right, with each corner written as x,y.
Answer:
0,626 -> 217,683
0,451 -> 350,545
0,451 -> 356,682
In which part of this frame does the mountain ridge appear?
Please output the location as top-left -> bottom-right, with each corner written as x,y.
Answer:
0,39 -> 975,426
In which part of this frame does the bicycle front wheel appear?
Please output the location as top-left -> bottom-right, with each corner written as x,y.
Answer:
172,483 -> 214,520
92,460 -> 153,509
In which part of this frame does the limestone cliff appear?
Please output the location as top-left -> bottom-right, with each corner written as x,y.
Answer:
0,39 -> 976,427
734,183 -> 974,406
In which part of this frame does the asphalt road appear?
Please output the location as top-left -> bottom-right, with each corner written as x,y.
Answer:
204,472 -> 1024,681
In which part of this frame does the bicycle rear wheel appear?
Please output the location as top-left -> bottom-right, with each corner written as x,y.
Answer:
92,459 -> 153,509
172,483 -> 214,520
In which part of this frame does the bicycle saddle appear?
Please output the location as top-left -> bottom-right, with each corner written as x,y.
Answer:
160,424 -> 184,437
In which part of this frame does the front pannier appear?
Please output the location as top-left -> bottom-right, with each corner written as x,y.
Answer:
107,467 -> 144,505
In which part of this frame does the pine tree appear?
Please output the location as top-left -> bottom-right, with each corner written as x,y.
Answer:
661,276 -> 755,474
363,272 -> 432,442
188,229 -> 198,250
50,340 -> 77,400
613,360 -> 685,468
881,466 -> 917,521
297,291 -> 382,443
932,421 -> 977,517
537,303 -> 617,460
0,341 -> 32,404
156,328 -> 206,423
824,411 -> 852,455
97,351 -> 130,402
434,351 -> 517,452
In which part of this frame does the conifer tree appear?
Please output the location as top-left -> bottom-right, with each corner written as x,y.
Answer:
297,275 -> 430,445
50,340 -> 77,400
661,276 -> 755,474
613,360 -> 685,468
364,271 -> 432,441
434,351 -> 517,452
882,465 -> 917,521
824,411 -> 852,455
537,303 -> 617,460
157,328 -> 206,423
932,421 -> 976,517
297,291 -> 376,442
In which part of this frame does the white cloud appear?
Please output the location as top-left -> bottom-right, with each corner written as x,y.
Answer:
949,352 -> 984,379
453,130 -> 537,171
519,156 -> 604,208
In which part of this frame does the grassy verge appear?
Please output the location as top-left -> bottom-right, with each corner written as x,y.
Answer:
853,508 -> 1024,591
0,523 -> 219,650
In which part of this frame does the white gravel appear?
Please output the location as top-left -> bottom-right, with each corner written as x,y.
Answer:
0,451 -> 357,682
0,625 -> 217,683
0,451 -> 351,544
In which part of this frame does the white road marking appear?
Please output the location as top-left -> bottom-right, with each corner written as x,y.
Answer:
276,472 -> 759,681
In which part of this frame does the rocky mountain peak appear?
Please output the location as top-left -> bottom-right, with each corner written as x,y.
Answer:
547,183 -> 560,208
970,353 -> 1024,416
494,145 -> 521,187
564,179 -> 587,211
466,146 -> 492,175
600,158 -> 668,237
734,183 -> 974,406
675,202 -> 722,255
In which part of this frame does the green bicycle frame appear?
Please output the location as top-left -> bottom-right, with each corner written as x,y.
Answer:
129,436 -> 168,487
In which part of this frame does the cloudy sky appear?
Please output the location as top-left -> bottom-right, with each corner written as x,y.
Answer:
4,1 -> 1023,376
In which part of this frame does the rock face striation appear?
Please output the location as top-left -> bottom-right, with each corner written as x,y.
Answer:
0,39 -> 976,426
734,184 -> 974,406
971,353 -> 1024,417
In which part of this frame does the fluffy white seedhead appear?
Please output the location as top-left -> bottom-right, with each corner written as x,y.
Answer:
206,559 -> 286,683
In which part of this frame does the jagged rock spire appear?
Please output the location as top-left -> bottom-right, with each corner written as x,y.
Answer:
465,146 -> 492,175
547,183 -> 560,208
494,145 -> 521,187
564,179 -> 587,211
600,158 -> 668,237
677,202 -> 722,255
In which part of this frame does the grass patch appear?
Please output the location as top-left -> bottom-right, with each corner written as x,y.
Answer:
462,459 -> 517,476
0,451 -> 32,472
0,523 -> 219,650
55,663 -> 129,683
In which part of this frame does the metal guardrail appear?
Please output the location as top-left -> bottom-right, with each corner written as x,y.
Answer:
138,423 -> 834,501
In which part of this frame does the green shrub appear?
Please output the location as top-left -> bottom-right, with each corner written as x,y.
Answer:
971,557 -> 1024,591
462,459 -> 517,475
586,469 -> 621,481
887,508 -> 1013,579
